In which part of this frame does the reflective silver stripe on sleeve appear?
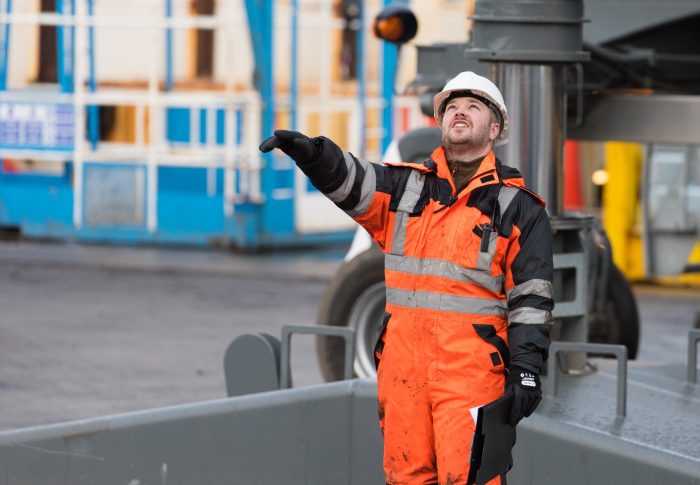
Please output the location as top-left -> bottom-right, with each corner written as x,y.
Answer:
386,287 -> 507,317
390,170 -> 426,255
385,254 -> 504,294
346,157 -> 377,217
508,307 -> 554,325
498,186 -> 519,216
326,152 -> 358,203
506,279 -> 553,301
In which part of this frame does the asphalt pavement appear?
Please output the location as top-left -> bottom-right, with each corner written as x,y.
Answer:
0,240 -> 344,282
0,240 -> 345,431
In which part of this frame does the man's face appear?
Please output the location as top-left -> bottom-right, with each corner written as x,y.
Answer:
440,96 -> 500,152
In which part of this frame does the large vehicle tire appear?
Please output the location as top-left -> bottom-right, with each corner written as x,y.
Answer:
588,264 -> 640,358
316,248 -> 385,381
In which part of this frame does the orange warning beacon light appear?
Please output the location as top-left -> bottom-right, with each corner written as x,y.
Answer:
372,4 -> 418,45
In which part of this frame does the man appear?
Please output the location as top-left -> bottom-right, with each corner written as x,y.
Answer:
260,71 -> 553,485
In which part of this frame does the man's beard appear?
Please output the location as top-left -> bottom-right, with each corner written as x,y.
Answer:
442,123 -> 492,153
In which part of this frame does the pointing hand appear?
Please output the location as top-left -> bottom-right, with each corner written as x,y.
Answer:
259,130 -> 319,165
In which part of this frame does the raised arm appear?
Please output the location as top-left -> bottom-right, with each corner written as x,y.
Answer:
260,130 -> 401,248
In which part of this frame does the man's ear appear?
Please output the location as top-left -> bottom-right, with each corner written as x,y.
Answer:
489,122 -> 500,142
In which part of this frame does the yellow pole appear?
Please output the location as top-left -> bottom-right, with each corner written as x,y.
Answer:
602,142 -> 644,279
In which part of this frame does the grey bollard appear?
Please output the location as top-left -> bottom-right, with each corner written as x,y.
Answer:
224,333 -> 281,397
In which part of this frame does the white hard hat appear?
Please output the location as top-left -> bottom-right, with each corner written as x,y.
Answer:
433,71 -> 509,144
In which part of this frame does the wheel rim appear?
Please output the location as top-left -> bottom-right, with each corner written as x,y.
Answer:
347,281 -> 386,378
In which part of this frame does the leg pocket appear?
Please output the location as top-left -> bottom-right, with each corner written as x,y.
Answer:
374,312 -> 391,369
472,323 -> 510,370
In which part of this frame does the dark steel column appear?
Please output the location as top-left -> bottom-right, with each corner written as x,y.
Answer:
491,63 -> 567,214
467,0 -> 588,216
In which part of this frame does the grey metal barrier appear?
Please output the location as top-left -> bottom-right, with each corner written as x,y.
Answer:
280,325 -> 355,389
547,341 -> 628,417
688,329 -> 700,384
0,379 -> 385,485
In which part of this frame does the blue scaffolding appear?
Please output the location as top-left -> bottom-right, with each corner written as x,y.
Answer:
0,0 -> 401,249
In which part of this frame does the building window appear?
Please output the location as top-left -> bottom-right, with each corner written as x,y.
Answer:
37,0 -> 57,83
191,0 -> 215,79
337,0 -> 361,81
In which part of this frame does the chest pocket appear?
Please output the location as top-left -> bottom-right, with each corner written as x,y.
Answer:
390,170 -> 426,256
474,185 -> 520,272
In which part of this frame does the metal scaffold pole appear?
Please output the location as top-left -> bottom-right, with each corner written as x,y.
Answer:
379,0 -> 408,153
72,0 -> 85,229
87,0 -> 98,150
0,0 -> 12,91
356,0 -> 366,157
290,0 -> 298,131
165,0 -> 174,91
57,0 -> 75,93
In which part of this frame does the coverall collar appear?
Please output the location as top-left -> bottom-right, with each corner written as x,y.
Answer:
430,146 -> 500,196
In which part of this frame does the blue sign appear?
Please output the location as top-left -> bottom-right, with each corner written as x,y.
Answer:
0,102 -> 74,150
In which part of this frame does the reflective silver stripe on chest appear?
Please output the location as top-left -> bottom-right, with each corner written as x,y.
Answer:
386,287 -> 507,317
385,254 -> 504,294
390,170 -> 426,255
475,186 -> 520,271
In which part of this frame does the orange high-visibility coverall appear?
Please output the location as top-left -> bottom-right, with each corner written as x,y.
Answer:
299,139 -> 554,485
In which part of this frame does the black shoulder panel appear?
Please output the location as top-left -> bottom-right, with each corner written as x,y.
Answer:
466,184 -> 499,217
425,174 -> 454,208
386,165 -> 413,213
496,158 -> 523,181
500,189 -> 543,239
374,163 -> 395,196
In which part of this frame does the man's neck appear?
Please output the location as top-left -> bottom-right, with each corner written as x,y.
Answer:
446,155 -> 486,195
444,144 -> 491,163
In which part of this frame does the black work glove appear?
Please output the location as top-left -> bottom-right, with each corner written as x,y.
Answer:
505,366 -> 542,426
259,130 -> 319,165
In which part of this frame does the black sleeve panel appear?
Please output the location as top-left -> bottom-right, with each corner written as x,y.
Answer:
508,294 -> 554,312
295,136 -> 349,194
295,137 -> 401,212
511,204 -> 554,285
507,199 -> 554,374
508,323 -> 552,373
